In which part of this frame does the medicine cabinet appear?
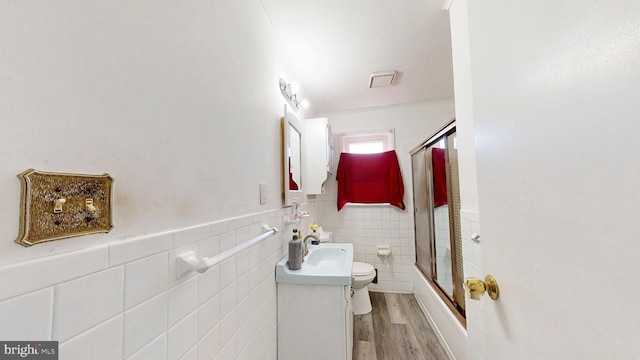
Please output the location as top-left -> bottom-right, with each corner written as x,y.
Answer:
305,117 -> 334,194
282,104 -> 305,206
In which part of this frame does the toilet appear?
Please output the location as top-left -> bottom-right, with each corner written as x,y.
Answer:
351,261 -> 376,315
314,227 -> 376,315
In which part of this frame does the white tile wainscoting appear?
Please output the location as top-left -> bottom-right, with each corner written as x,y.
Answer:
316,202 -> 416,293
0,209 -> 288,360
461,209 -> 485,360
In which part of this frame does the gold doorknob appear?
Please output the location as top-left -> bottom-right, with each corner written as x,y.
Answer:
464,275 -> 499,300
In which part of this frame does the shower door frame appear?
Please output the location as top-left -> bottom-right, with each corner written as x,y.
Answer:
410,118 -> 466,326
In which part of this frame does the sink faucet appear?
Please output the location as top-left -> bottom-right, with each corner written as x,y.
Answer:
302,234 -> 320,257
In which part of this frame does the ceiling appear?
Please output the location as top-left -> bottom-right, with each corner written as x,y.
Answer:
260,0 -> 455,114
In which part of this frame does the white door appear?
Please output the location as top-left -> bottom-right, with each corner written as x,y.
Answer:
466,1 -> 640,359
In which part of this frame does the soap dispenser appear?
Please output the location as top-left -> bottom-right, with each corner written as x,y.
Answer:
288,229 -> 302,270
290,198 -> 299,220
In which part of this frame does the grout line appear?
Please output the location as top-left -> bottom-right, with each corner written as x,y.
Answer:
49,286 -> 55,341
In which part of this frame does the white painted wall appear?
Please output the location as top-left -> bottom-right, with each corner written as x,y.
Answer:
464,0 -> 640,359
0,2 -> 308,359
0,2 -> 467,359
408,2 -> 485,357
0,0 -> 306,266
448,1 -> 485,360
315,101 -> 455,292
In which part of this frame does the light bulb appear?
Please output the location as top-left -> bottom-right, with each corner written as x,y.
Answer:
290,82 -> 300,93
300,100 -> 310,109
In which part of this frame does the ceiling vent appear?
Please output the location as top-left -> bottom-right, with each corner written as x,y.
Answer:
369,70 -> 397,88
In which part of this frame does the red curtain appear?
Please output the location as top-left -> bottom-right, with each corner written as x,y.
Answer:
335,150 -> 405,211
431,148 -> 448,208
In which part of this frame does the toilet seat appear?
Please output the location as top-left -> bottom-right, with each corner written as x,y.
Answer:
352,262 -> 375,276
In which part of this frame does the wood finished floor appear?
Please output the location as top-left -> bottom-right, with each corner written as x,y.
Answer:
353,292 -> 449,360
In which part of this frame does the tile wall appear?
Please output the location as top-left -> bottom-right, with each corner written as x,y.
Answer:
0,209 -> 289,360
434,205 -> 453,294
461,209 -> 485,360
315,201 -> 415,293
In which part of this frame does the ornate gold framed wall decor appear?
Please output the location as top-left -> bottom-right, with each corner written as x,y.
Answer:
15,169 -> 114,247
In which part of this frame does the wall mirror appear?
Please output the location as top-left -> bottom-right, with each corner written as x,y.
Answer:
282,104 -> 305,206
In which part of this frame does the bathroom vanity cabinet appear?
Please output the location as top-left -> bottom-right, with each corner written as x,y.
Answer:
304,117 -> 334,194
277,283 -> 353,360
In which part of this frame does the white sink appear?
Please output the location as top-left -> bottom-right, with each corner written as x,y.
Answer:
306,247 -> 347,266
275,243 -> 353,285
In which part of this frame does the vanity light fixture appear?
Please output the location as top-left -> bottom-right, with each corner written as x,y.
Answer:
279,79 -> 308,111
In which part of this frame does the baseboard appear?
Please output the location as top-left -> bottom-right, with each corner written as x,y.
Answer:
368,289 -> 413,295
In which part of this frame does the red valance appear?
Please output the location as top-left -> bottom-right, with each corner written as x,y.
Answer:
335,150 -> 405,211
431,147 -> 448,208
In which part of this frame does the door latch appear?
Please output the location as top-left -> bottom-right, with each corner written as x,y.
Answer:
464,275 -> 499,300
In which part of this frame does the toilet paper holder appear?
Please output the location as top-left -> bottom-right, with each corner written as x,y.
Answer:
376,245 -> 391,256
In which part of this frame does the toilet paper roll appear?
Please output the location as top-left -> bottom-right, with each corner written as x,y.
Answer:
376,246 -> 391,256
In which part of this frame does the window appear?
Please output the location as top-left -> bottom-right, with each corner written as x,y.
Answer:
336,129 -> 404,210
341,130 -> 395,154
